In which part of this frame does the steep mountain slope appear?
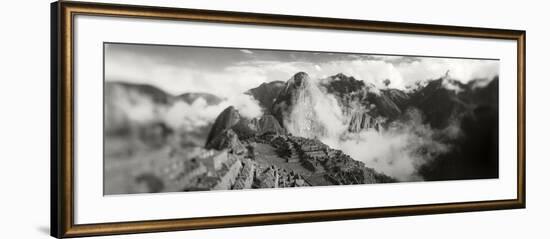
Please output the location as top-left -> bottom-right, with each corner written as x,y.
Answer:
247,81 -> 286,111
321,73 -> 403,120
252,114 -> 286,136
271,72 -> 311,125
205,106 -> 242,146
408,77 -> 470,129
271,72 -> 335,138
381,88 -> 410,111
415,77 -> 499,180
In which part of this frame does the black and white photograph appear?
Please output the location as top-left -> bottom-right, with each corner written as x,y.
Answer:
104,43 -> 499,195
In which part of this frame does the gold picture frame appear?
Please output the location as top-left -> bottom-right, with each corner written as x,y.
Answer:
51,1 -> 526,237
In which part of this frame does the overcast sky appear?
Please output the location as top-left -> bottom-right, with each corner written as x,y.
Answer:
105,43 -> 499,97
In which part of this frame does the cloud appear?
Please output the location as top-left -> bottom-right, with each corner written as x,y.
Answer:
106,57 -> 268,99
164,98 -> 224,131
395,58 -> 499,89
106,43 -> 499,96
164,94 -> 262,131
325,109 -> 452,181
226,94 -> 263,119
306,58 -> 499,90
105,85 -> 159,126
106,82 -> 262,134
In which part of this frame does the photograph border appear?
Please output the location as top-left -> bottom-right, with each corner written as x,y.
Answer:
51,1 -> 526,237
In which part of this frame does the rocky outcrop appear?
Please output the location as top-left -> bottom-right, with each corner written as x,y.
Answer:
365,91 -> 402,119
320,72 -> 401,129
205,106 -> 241,146
230,118 -> 258,140
253,165 -> 279,188
253,114 -> 286,135
348,110 -> 381,133
382,88 -> 410,111
206,106 -> 280,144
232,158 -> 256,190
205,129 -> 247,155
321,73 -> 367,99
271,72 -> 336,139
272,72 -> 312,125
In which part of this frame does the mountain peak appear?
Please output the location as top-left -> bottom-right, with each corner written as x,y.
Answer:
205,106 -> 241,147
331,73 -> 356,81
321,73 -> 366,96
276,72 -> 314,104
287,72 -> 310,88
335,72 -> 347,78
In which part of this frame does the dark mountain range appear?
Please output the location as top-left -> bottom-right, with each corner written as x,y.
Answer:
415,77 -> 499,180
106,81 -> 222,106
105,81 -> 173,104
321,73 -> 366,97
408,77 -> 471,129
321,73 -> 403,119
381,88 -> 410,111
177,92 -> 223,105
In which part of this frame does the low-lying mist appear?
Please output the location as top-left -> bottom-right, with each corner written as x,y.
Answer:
105,84 -> 262,134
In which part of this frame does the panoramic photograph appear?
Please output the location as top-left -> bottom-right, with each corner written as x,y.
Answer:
104,43 -> 499,195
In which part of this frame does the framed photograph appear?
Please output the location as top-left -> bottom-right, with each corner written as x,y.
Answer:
51,1 -> 526,238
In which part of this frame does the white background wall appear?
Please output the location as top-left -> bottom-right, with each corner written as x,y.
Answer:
0,0 -> 546,238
